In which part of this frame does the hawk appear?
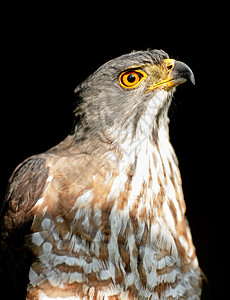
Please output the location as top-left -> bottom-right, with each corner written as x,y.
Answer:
0,49 -> 202,299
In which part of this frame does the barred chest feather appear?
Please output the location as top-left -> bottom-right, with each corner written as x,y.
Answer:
27,92 -> 201,299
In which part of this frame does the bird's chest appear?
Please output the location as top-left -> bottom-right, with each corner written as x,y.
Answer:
28,207 -> 182,299
28,145 -> 194,299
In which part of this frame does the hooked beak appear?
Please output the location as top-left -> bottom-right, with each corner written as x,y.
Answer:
146,59 -> 195,93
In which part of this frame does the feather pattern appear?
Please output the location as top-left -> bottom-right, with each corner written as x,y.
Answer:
0,49 -> 201,299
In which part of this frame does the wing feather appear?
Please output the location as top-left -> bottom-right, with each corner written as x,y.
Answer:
2,156 -> 49,232
0,155 -> 49,298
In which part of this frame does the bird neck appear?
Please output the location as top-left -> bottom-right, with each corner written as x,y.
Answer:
106,92 -> 186,225
112,90 -> 172,165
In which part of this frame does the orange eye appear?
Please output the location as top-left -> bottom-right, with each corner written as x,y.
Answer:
119,70 -> 146,88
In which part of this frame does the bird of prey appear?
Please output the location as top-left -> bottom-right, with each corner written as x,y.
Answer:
0,49 -> 201,299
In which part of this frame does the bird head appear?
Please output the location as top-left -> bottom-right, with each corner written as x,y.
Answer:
73,50 -> 194,144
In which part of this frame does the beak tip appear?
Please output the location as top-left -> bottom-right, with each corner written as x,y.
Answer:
171,60 -> 195,87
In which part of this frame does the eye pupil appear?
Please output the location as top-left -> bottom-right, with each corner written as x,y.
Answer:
127,74 -> 136,83
119,70 -> 146,88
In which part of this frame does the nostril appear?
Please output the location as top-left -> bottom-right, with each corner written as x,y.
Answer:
163,59 -> 175,71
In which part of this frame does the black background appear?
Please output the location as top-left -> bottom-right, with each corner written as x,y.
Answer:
1,4 -> 226,299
